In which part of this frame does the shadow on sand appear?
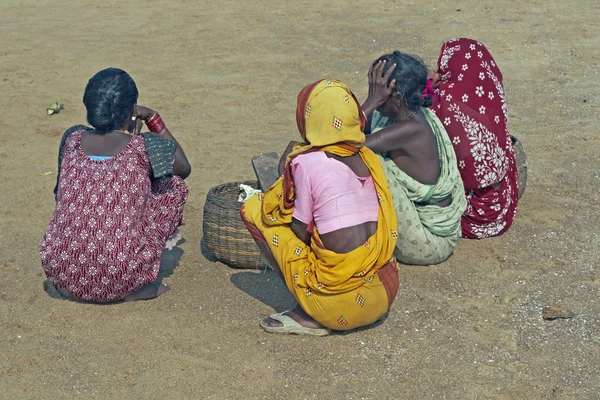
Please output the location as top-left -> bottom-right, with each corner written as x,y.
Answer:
229,267 -> 389,335
157,245 -> 184,281
199,237 -> 218,263
229,269 -> 296,313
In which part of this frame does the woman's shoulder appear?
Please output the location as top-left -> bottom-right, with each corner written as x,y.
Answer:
291,152 -> 328,182
65,124 -> 91,134
63,124 -> 91,138
292,151 -> 326,165
61,124 -> 90,147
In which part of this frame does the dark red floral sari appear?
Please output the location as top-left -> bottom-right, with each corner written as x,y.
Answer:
431,38 -> 518,239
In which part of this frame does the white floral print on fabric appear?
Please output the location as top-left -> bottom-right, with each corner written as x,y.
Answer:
40,131 -> 189,302
431,38 -> 519,239
439,43 -> 461,71
447,103 -> 508,188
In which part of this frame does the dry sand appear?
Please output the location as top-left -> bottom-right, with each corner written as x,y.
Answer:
1,0 -> 599,398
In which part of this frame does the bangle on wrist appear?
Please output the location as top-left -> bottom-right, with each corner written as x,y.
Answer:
146,113 -> 166,133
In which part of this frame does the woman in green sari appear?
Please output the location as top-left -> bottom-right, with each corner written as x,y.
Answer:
362,52 -> 466,265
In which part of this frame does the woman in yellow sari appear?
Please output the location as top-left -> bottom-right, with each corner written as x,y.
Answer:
241,80 -> 399,335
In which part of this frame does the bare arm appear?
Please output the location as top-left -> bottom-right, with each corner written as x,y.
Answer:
158,126 -> 192,179
291,218 -> 311,246
364,119 -> 420,154
361,60 -> 396,118
135,105 -> 192,179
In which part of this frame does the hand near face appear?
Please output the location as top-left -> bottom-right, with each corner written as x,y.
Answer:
367,60 -> 397,108
132,105 -> 157,134
134,105 -> 156,121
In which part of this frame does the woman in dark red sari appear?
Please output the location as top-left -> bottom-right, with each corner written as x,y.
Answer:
41,68 -> 191,302
430,38 -> 518,239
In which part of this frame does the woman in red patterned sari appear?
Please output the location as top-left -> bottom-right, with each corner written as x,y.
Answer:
41,68 -> 190,302
430,38 -> 519,238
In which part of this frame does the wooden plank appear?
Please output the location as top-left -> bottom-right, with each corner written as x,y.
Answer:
252,152 -> 280,191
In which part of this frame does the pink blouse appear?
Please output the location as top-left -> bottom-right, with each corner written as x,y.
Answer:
291,152 -> 379,234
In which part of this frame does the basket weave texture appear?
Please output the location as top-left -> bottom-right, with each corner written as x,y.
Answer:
512,136 -> 527,199
202,180 -> 264,269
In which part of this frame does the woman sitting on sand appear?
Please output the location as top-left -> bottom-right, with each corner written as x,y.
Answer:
241,80 -> 399,336
41,68 -> 191,302
362,52 -> 467,266
430,38 -> 519,238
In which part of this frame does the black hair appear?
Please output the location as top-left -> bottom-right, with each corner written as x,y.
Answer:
82,68 -> 139,133
373,51 -> 432,110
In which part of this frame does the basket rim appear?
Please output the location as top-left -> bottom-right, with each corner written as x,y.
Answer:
205,180 -> 259,210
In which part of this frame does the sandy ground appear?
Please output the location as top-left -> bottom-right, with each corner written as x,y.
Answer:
1,0 -> 599,398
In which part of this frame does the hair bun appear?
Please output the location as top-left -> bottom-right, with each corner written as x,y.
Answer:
83,68 -> 138,133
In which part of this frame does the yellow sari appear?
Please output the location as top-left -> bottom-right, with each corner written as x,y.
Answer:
242,80 -> 399,330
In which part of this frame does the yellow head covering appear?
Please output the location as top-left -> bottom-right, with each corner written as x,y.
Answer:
291,79 -> 366,158
263,80 -> 368,221
261,79 -> 392,226
252,79 -> 398,295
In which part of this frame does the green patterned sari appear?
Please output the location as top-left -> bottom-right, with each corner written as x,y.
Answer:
372,108 -> 467,265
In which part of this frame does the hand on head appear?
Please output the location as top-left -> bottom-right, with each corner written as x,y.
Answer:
367,60 -> 397,108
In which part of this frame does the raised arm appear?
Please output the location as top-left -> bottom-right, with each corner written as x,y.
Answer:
135,105 -> 192,179
156,126 -> 191,179
361,60 -> 396,118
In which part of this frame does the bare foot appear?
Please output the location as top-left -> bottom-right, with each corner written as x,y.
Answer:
123,281 -> 170,302
261,305 -> 325,329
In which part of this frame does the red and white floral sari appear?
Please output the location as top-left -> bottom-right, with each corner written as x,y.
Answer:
431,38 -> 518,239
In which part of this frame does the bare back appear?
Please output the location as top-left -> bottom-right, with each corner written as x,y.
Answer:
390,114 -> 441,183
318,153 -> 377,254
364,110 -> 451,207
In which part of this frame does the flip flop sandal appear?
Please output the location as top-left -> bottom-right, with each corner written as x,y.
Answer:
259,311 -> 332,336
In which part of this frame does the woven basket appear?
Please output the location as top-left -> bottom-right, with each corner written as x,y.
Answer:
512,136 -> 527,199
203,180 -> 264,269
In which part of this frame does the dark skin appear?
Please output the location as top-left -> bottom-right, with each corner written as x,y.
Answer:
362,60 -> 451,207
81,105 -> 192,179
277,143 -> 377,253
261,139 -> 378,329
65,105 -> 192,301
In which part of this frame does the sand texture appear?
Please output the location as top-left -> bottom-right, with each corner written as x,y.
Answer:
1,0 -> 599,398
